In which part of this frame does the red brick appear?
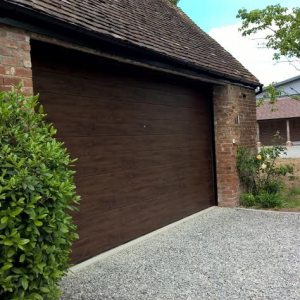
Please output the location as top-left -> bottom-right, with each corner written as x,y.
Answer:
0,66 -> 6,75
0,30 -> 7,38
214,84 -> 256,207
0,39 -> 18,49
13,68 -> 32,78
3,76 -> 23,86
10,50 -> 31,60
1,56 -> 20,66
0,24 -> 33,95
20,87 -> 33,96
23,78 -> 33,87
23,60 -> 32,68
7,31 -> 26,41
0,86 -> 13,92
21,43 -> 31,51
0,47 -> 10,56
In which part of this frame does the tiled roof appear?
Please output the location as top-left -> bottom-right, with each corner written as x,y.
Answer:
257,97 -> 300,120
4,0 -> 260,86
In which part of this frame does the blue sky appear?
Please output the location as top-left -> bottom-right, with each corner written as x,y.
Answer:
179,0 -> 300,33
178,0 -> 300,85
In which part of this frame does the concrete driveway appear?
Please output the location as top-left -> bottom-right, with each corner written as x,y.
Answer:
258,145 -> 300,158
61,207 -> 300,300
281,146 -> 300,158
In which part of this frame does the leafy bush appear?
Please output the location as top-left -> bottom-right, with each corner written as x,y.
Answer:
280,188 -> 300,209
168,0 -> 180,4
256,192 -> 283,208
288,187 -> 300,196
240,193 -> 256,207
0,85 -> 80,299
240,192 -> 283,208
263,180 -> 284,194
237,142 -> 293,195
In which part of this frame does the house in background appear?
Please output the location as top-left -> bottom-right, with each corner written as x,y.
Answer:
257,75 -> 300,146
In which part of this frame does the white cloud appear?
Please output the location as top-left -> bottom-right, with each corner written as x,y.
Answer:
209,23 -> 299,86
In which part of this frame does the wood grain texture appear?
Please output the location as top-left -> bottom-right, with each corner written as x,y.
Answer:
31,42 -> 215,263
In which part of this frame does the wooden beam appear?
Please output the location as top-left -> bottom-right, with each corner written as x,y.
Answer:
30,32 -> 226,86
286,119 -> 292,146
256,122 -> 261,147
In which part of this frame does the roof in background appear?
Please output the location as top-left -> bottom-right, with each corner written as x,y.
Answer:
257,97 -> 300,120
2,0 -> 260,87
274,75 -> 300,87
256,75 -> 300,97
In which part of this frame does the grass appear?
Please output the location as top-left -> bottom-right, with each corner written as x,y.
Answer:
240,158 -> 300,212
279,187 -> 300,210
288,187 -> 300,197
274,158 -> 300,211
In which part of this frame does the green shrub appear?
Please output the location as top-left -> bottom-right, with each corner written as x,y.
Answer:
240,191 -> 284,208
263,180 -> 284,194
240,193 -> 256,207
0,85 -> 80,300
168,0 -> 180,4
256,192 -> 283,208
237,141 -> 293,195
288,187 -> 300,196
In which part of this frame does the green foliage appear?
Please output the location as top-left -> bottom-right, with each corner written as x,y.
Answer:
0,84 -> 80,299
278,187 -> 300,209
237,4 -> 300,61
240,192 -> 283,208
257,83 -> 300,109
256,192 -> 283,208
168,0 -> 180,5
240,193 -> 256,207
288,187 -> 300,196
257,82 -> 283,108
263,180 -> 284,195
238,4 -> 300,106
238,140 -> 299,209
237,139 -> 293,196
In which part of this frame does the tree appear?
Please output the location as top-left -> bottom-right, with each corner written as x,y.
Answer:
237,5 -> 300,65
168,0 -> 180,5
237,4 -> 300,106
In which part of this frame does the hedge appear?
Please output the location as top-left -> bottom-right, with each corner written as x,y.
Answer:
0,84 -> 80,300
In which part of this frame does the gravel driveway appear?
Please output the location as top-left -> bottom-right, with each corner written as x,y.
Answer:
61,207 -> 300,300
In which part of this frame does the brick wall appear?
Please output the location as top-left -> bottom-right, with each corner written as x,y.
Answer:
0,24 -> 32,95
213,84 -> 256,207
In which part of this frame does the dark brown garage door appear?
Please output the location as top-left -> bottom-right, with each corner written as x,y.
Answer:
31,42 -> 215,263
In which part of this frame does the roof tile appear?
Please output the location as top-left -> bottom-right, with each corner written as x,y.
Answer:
4,0 -> 260,86
257,97 -> 300,120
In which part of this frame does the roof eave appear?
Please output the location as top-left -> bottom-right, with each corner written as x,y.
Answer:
0,0 -> 261,88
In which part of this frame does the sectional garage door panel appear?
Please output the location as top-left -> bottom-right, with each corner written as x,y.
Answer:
32,43 -> 215,263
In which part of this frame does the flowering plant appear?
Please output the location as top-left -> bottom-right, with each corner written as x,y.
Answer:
237,144 -> 294,195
